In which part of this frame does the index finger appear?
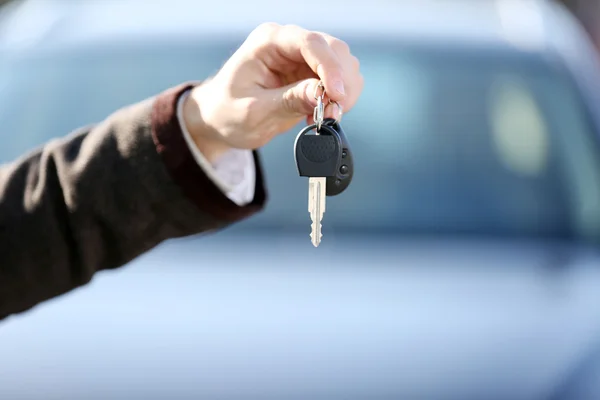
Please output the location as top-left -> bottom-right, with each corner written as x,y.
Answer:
264,24 -> 346,102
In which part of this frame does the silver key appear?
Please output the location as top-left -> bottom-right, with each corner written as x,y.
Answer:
308,177 -> 326,247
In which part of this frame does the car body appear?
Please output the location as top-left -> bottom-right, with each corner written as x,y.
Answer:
2,0 -> 600,399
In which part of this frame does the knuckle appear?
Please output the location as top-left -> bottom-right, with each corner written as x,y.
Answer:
255,22 -> 279,34
331,38 -> 350,54
237,97 -> 262,126
282,83 -> 312,115
281,90 -> 296,114
302,31 -> 326,47
252,22 -> 280,42
351,55 -> 360,70
283,23 -> 301,32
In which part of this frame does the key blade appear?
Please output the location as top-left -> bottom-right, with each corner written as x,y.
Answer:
308,177 -> 326,214
308,177 -> 326,247
311,212 -> 322,247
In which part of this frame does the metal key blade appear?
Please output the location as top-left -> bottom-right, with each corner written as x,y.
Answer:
308,177 -> 326,247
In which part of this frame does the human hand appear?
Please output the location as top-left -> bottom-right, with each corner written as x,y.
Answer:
182,23 -> 364,162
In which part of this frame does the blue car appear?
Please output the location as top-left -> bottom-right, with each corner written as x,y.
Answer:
2,0 -> 600,399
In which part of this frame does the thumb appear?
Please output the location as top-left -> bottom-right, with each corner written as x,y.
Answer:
269,78 -> 320,118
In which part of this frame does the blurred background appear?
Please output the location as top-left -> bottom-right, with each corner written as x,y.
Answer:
2,0 -> 600,399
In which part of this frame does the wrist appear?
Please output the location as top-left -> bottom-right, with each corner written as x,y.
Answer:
182,82 -> 232,164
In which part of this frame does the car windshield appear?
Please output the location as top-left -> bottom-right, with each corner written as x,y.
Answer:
2,39 -> 600,243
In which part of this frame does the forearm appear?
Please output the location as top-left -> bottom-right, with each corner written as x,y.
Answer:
0,84 -> 266,320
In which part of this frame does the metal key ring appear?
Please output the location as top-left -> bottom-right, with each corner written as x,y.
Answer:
313,95 -> 325,132
328,100 -> 343,125
313,81 -> 343,130
313,81 -> 326,101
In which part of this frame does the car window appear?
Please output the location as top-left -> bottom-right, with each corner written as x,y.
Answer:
1,41 -> 600,243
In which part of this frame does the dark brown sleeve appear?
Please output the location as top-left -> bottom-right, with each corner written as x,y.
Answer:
0,83 -> 267,320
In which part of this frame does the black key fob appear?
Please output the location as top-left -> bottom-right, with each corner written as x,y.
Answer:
294,123 -> 343,178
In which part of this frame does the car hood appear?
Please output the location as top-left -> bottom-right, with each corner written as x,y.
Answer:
2,234 -> 600,400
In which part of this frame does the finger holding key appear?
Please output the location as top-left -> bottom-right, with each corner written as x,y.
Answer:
257,25 -> 362,113
297,33 -> 347,103
183,23 -> 363,155
263,25 -> 346,99
280,28 -> 360,124
316,31 -> 363,109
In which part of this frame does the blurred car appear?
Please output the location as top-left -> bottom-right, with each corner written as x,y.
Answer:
2,0 -> 600,399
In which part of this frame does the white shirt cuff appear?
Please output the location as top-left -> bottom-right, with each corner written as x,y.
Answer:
176,90 -> 256,206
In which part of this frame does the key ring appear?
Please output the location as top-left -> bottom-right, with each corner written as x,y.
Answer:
313,81 -> 343,132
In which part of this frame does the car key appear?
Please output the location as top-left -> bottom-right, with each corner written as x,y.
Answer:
294,123 -> 343,246
293,82 -> 353,247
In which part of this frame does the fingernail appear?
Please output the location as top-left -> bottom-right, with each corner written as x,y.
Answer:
334,81 -> 345,96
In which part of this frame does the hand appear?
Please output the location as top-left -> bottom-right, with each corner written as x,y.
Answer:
182,23 -> 364,162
